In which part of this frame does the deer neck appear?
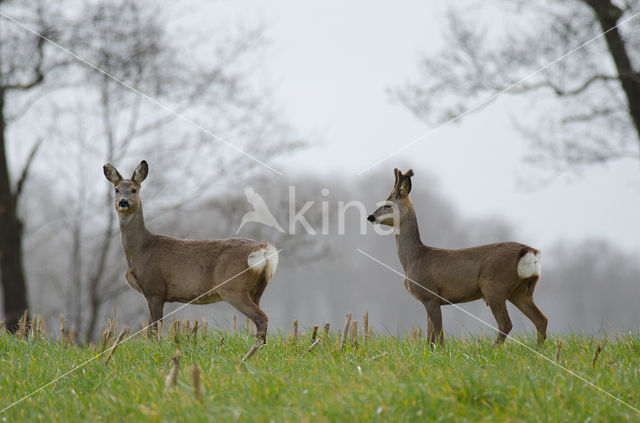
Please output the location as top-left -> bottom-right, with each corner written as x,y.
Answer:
117,206 -> 152,260
395,201 -> 423,269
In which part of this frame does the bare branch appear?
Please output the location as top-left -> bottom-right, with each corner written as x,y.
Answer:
396,1 -> 640,174
561,107 -> 618,124
513,74 -> 618,96
4,31 -> 46,91
84,207 -> 117,340
13,138 -> 43,201
6,80 -> 76,123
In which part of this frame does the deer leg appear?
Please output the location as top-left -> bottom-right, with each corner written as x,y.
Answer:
250,274 -> 269,307
426,315 -> 435,343
226,296 -> 269,344
145,296 -> 164,338
509,295 -> 548,347
487,299 -> 512,345
424,300 -> 443,348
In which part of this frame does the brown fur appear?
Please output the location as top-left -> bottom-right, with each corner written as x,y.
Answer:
104,161 -> 277,343
368,168 -> 548,347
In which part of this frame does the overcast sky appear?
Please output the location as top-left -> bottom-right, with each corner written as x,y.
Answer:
189,0 -> 640,254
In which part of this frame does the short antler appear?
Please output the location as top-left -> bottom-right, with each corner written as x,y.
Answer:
392,168 -> 400,191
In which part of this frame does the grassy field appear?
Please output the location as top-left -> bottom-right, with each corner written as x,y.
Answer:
1,326 -> 639,422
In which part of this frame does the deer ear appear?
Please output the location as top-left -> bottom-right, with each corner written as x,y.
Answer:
103,163 -> 122,185
398,169 -> 413,197
132,160 -> 148,185
399,178 -> 412,197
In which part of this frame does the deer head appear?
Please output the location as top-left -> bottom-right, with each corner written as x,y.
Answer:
367,168 -> 413,227
103,160 -> 148,218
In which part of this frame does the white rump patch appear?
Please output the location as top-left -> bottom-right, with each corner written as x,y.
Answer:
517,251 -> 541,279
247,244 -> 279,279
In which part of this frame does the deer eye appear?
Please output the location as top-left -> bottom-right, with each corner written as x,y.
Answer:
115,189 -> 120,194
131,189 -> 137,194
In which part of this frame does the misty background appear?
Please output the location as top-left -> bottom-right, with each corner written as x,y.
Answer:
1,0 -> 639,341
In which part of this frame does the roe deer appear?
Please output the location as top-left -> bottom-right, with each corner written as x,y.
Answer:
367,168 -> 547,347
103,160 -> 278,343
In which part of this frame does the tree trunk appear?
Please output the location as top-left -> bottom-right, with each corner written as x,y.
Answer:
586,0 -> 640,142
84,209 -> 115,341
0,89 -> 29,332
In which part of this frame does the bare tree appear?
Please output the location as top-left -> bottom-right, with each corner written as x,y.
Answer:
70,2 -> 300,340
4,1 -> 303,338
395,0 -> 640,175
0,1 -> 74,331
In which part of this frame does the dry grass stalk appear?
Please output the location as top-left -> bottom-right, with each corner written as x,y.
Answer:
183,319 -> 191,333
68,329 -> 76,346
410,327 -> 416,339
368,352 -> 389,361
233,314 -> 237,332
29,314 -> 44,339
60,314 -> 67,347
192,364 -> 203,402
555,340 -> 563,362
350,321 -> 358,348
340,312 -> 352,351
245,316 -> 251,334
323,322 -> 330,336
303,338 -> 322,356
17,309 -> 28,339
293,320 -> 298,342
592,344 -> 603,367
418,327 -> 423,339
104,327 -> 130,365
191,320 -> 200,338
141,320 -> 149,338
157,320 -> 163,341
363,312 -> 369,338
237,342 -> 264,369
22,309 -> 28,332
170,320 -> 181,345
169,319 -> 179,338
200,318 -> 207,336
311,325 -> 319,342
38,314 -> 46,338
0,321 -> 5,333
28,314 -> 37,339
113,304 -> 118,336
100,328 -> 113,354
164,350 -> 181,392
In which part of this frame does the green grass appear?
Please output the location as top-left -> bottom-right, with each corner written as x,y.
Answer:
1,329 -> 639,422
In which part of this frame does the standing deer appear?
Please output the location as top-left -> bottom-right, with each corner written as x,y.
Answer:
103,160 -> 278,343
367,168 -> 548,347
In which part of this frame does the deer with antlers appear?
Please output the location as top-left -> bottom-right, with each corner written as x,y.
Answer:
103,160 -> 278,343
367,168 -> 548,347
